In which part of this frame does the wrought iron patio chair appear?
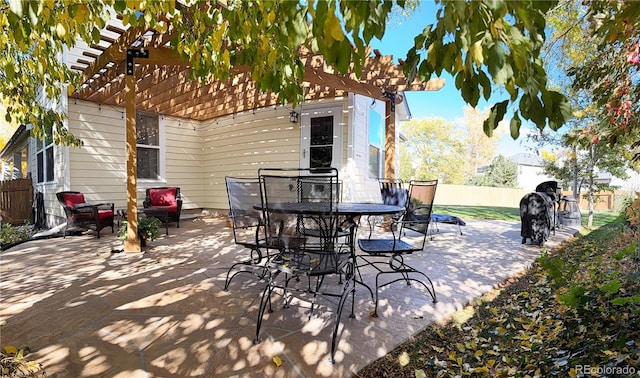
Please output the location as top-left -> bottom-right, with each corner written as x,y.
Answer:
223,176 -> 271,291
56,191 -> 114,239
367,178 -> 408,238
254,167 -> 356,364
356,179 -> 438,317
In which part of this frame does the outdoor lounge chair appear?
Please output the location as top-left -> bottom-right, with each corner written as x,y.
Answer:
357,179 -> 438,317
56,191 -> 114,239
143,187 -> 182,228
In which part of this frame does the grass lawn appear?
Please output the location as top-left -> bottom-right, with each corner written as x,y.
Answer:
359,209 -> 638,377
434,204 -> 621,228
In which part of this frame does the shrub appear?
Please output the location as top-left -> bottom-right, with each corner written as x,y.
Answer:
0,224 -> 30,246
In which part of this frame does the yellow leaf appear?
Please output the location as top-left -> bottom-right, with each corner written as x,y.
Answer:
222,50 -> 230,68
455,343 -> 465,352
272,355 -> 282,367
415,369 -> 427,378
4,345 -> 17,355
470,41 -> 483,66
324,13 -> 344,42
398,351 -> 410,367
474,350 -> 483,358
56,22 -> 66,38
487,359 -> 496,368
431,345 -> 443,353
496,326 -> 506,335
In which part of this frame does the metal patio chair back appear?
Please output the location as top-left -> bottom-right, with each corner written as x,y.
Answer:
357,179 -> 438,317
224,176 -> 270,290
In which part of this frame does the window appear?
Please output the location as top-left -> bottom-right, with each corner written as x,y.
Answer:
136,112 -> 160,179
368,108 -> 384,178
36,125 -> 54,183
309,116 -> 334,168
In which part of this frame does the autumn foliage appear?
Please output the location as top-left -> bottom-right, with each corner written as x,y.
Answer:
359,215 -> 639,377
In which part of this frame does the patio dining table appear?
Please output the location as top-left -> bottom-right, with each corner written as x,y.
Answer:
253,201 -> 405,362
255,202 -> 405,249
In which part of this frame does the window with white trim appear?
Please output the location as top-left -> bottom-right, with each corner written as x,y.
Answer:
36,125 -> 54,183
136,112 -> 160,179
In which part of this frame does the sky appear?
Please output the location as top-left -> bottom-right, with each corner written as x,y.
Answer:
368,2 -> 533,158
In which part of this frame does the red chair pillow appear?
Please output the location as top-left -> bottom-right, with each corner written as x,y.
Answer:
149,188 -> 177,207
63,193 -> 86,207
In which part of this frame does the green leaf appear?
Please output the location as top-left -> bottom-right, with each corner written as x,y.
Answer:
602,279 -> 622,295
612,295 -> 640,306
483,100 -> 508,136
335,39 -> 352,73
510,111 -> 521,139
477,71 -> 492,100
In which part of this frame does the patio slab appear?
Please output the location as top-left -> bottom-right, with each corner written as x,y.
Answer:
0,216 -> 578,377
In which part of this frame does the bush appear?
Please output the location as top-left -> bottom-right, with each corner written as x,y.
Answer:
624,197 -> 640,226
0,346 -> 44,377
0,224 -> 30,246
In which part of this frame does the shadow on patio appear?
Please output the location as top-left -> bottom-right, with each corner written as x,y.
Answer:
0,216 -> 578,377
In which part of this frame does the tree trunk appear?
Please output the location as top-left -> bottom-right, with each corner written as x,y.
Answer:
587,145 -> 595,228
572,144 -> 580,200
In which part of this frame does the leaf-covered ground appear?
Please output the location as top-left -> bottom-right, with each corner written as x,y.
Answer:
357,220 -> 639,377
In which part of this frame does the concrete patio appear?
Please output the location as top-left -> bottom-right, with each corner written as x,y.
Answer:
0,215 -> 578,377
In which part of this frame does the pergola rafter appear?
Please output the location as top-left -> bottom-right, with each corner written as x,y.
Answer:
66,13 -> 444,252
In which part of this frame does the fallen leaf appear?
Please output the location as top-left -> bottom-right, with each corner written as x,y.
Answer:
4,345 -> 17,355
272,355 -> 282,368
398,351 -> 410,367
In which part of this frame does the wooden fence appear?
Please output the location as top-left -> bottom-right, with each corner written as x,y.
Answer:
435,185 -> 627,211
0,178 -> 33,225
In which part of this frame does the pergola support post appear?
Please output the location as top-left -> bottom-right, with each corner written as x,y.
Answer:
383,92 -> 396,179
123,49 -> 148,253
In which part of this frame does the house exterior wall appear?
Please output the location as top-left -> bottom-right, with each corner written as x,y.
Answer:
199,97 -> 352,210
38,100 -> 204,227
34,94 -> 398,226
342,94 -> 383,203
517,164 -> 556,191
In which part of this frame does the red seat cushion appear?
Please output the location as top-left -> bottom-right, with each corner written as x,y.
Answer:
63,193 -> 86,207
98,210 -> 114,220
149,188 -> 177,207
73,210 -> 113,220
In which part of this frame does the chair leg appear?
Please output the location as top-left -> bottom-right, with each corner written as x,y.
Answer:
329,272 -> 355,364
223,247 -> 268,291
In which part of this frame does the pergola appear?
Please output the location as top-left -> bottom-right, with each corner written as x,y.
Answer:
67,15 -> 444,252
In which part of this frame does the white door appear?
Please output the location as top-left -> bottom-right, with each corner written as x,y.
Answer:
299,106 -> 343,169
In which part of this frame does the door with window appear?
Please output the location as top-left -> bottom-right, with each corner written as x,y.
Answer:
299,107 -> 343,169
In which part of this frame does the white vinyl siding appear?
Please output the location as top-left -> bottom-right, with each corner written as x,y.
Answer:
66,100 -> 203,211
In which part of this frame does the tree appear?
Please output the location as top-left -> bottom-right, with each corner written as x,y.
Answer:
535,0 -> 637,227
0,103 -> 18,149
468,154 -> 518,188
399,118 -> 466,184
3,1 -> 637,149
559,1 -> 640,158
542,131 -> 630,227
404,0 -> 572,138
460,105 -> 505,179
1,0 -> 399,146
